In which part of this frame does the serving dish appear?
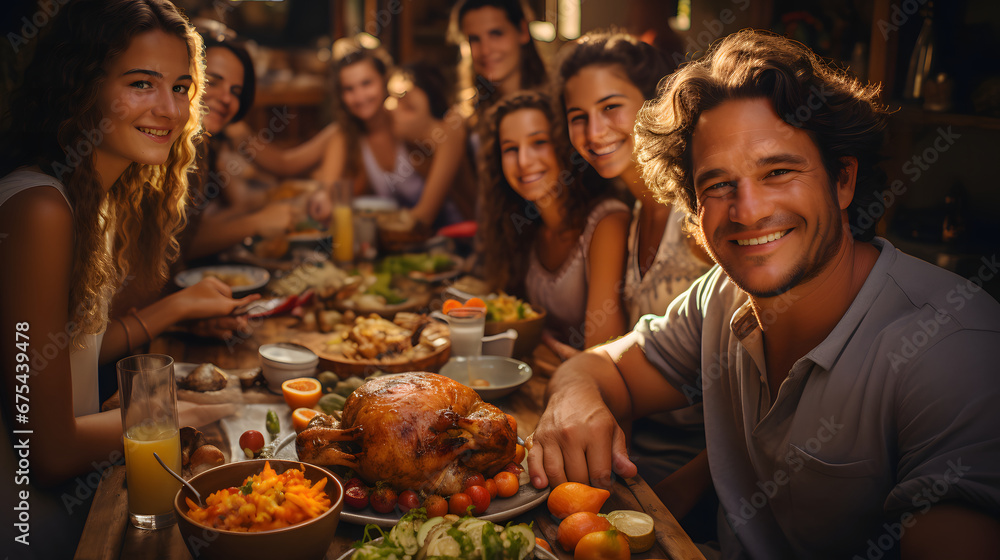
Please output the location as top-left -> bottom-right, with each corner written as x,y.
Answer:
437,356 -> 532,400
174,459 -> 344,560
336,461 -> 548,527
293,321 -> 451,376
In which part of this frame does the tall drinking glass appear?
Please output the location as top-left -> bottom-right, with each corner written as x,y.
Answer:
331,180 -> 354,264
116,354 -> 181,529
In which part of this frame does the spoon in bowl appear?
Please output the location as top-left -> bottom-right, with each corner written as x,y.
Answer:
153,452 -> 204,508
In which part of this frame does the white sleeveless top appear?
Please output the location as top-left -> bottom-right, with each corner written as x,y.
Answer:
0,169 -> 105,417
525,198 -> 630,349
360,139 -> 463,226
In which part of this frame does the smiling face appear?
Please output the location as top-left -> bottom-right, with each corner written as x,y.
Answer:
95,29 -> 192,178
340,60 -> 387,122
202,46 -> 245,134
691,97 -> 851,298
563,64 -> 646,181
461,6 -> 529,86
499,108 -> 563,202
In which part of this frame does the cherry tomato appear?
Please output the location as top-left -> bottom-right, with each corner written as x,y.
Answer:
344,485 -> 370,510
344,477 -> 366,491
466,485 -> 491,515
449,492 -> 473,516
370,484 -> 398,514
424,494 -> 448,518
463,472 -> 486,490
238,430 -> 265,458
501,462 -> 525,475
485,478 -> 498,499
398,490 -> 420,513
494,471 -> 519,498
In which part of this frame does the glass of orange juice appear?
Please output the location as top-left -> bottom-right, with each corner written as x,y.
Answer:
331,180 -> 354,264
116,354 -> 181,529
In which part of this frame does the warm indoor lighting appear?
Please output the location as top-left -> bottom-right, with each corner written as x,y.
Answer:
558,0 -> 581,40
529,21 -> 556,42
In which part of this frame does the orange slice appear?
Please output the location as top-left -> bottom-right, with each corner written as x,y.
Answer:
464,297 -> 487,309
442,299 -> 463,314
281,377 -> 323,409
292,407 -> 321,432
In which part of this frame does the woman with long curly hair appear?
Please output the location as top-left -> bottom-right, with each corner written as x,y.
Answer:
310,37 -> 472,230
0,0 -> 249,492
554,30 -> 717,538
479,91 -> 629,350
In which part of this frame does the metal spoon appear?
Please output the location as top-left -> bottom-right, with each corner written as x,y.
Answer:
153,452 -> 204,508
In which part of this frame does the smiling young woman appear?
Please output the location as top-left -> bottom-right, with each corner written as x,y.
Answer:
479,91 -> 629,350
0,0 -> 247,493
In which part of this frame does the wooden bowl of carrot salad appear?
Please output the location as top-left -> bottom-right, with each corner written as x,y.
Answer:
174,460 -> 344,560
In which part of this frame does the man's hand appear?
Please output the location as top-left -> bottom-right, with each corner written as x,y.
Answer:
526,352 -> 638,490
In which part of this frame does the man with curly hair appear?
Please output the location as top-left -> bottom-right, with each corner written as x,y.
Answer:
526,29 -> 1000,558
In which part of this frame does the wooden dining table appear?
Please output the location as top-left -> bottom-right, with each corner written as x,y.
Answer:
72,316 -> 706,560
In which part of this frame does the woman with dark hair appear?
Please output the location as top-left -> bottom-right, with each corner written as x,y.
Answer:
311,38 -> 471,229
178,28 -> 339,262
386,61 -> 477,226
0,0 -> 247,551
450,0 -> 549,136
555,30 -> 715,534
479,91 -> 629,350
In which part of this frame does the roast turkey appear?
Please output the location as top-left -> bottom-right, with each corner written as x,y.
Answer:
296,372 -> 516,495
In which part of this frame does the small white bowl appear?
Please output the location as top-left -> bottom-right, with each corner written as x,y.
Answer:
438,355 -> 532,400
258,343 -> 319,393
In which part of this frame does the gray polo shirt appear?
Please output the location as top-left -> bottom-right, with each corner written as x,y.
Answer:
635,238 -> 1000,559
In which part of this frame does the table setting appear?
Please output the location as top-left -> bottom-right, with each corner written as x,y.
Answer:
74,223 -> 705,560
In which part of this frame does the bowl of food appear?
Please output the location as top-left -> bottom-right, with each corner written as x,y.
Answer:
258,343 -> 319,393
175,265 -> 270,297
438,355 -> 532,400
483,295 -> 545,359
174,459 -> 344,560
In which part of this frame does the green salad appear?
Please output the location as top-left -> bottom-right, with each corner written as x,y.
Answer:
378,254 -> 455,276
352,509 -> 536,560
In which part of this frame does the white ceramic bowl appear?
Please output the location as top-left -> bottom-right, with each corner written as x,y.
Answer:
258,343 -> 319,393
437,355 -> 532,400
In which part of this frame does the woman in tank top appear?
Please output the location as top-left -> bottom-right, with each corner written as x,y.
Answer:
310,38 -> 472,230
0,0 -> 248,486
479,91 -> 629,350
553,30 -> 717,532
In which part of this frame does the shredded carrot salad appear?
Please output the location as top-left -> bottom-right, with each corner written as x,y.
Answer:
185,461 -> 331,532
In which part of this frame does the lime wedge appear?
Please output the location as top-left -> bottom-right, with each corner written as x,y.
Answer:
606,510 -> 655,553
